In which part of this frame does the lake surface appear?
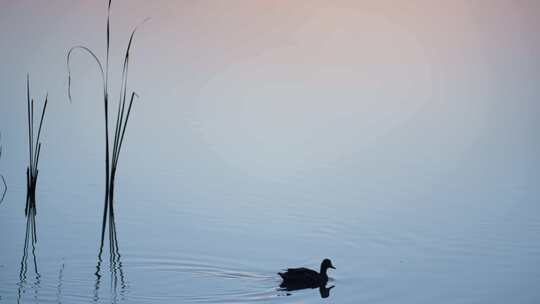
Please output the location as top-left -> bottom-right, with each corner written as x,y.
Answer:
0,143 -> 539,303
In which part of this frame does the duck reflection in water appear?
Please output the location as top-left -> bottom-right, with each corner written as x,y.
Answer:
278,258 -> 336,299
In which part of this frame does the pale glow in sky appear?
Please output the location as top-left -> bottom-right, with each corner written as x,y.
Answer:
0,0 -> 538,181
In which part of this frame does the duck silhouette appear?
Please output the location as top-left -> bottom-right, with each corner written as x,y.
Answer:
278,258 -> 335,292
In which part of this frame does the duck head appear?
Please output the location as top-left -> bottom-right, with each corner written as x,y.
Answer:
320,258 -> 336,275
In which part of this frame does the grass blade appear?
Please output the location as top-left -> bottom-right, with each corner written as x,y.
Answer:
0,175 -> 6,205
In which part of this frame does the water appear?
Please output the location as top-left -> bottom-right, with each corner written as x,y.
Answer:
0,146 -> 539,303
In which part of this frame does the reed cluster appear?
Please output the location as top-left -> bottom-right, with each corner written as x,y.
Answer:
25,75 -> 48,225
66,0 -> 147,249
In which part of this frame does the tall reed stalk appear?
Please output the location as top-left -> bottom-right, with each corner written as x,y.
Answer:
66,0 -> 147,250
25,75 -> 48,231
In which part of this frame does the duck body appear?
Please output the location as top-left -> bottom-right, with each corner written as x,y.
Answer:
279,267 -> 328,288
278,259 -> 335,290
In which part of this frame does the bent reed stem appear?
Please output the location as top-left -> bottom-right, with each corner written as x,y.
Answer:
0,132 -> 6,205
66,0 -> 147,253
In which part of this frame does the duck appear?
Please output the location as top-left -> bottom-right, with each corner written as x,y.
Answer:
278,258 -> 335,290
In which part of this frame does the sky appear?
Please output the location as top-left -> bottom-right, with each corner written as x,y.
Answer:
0,0 -> 539,190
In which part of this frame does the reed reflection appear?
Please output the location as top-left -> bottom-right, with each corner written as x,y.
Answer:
94,206 -> 127,303
17,204 -> 40,303
56,262 -> 65,304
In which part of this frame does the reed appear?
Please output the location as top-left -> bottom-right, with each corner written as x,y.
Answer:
25,75 -> 48,227
66,0 -> 147,249
0,132 -> 6,204
16,80 -> 46,301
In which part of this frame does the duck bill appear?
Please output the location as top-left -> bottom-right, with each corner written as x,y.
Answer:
330,266 -> 336,269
